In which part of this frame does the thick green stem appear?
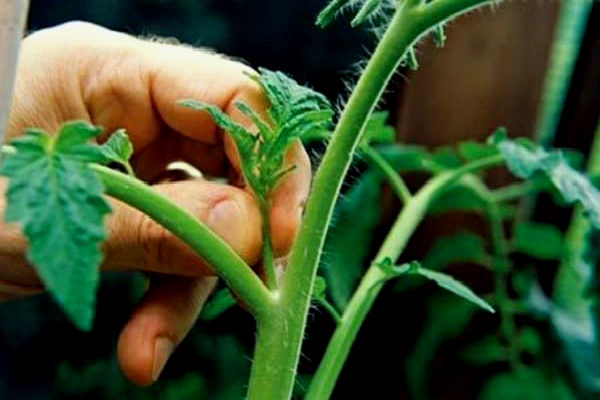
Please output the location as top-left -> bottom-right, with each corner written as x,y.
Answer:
92,165 -> 274,317
245,1 -> 497,398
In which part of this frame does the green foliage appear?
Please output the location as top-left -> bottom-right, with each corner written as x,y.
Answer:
97,129 -> 134,174
478,368 -> 576,400
180,68 -> 332,199
513,222 -> 564,260
406,295 -> 476,400
422,231 -> 489,270
380,260 -> 494,313
0,122 -> 113,330
491,133 -> 600,228
360,111 -> 395,146
200,288 -> 237,321
322,170 -> 382,309
458,140 -> 499,162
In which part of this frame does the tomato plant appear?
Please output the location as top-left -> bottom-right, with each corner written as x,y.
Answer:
2,1 -> 600,399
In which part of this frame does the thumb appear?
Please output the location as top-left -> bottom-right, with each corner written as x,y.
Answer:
102,180 -> 263,275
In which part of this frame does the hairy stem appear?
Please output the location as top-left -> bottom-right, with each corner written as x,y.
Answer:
92,165 -> 274,317
245,1 -> 497,398
0,0 -> 29,144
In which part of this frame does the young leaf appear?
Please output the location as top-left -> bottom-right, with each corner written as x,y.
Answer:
513,222 -> 564,260
0,121 -> 112,330
382,261 -> 494,313
360,111 -> 395,146
97,129 -> 134,173
431,146 -> 462,169
180,68 -> 332,197
492,135 -> 600,228
422,231 -> 489,270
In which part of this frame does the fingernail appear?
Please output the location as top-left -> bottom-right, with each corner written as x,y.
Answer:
152,336 -> 174,382
207,199 -> 244,251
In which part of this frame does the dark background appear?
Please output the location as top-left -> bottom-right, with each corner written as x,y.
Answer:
1,0 -> 598,399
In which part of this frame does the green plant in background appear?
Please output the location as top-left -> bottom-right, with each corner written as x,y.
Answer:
2,0 -> 600,399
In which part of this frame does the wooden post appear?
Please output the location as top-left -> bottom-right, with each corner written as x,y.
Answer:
0,0 -> 29,144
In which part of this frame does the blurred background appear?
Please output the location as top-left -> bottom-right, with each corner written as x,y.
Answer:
1,0 -> 599,399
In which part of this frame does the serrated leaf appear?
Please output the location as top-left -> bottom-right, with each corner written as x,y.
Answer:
385,261 -> 494,313
423,232 -> 488,270
513,222 -> 564,259
494,136 -> 600,228
361,111 -> 395,146
180,69 -> 332,198
0,122 -> 112,330
98,129 -> 133,168
322,170 -> 382,309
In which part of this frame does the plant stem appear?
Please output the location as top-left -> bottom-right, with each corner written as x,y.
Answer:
362,145 -> 412,203
305,165 -> 498,399
245,1 -> 496,398
0,0 -> 29,146
460,177 -> 522,370
91,165 -> 274,317
259,197 -> 278,290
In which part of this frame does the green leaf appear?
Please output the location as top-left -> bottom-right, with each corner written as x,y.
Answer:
322,170 -> 382,309
384,262 -> 494,313
460,334 -> 505,365
180,68 -> 332,197
377,144 -> 430,172
406,294 -> 476,400
313,276 -> 327,300
493,135 -> 600,228
479,368 -> 576,400
458,141 -> 499,162
361,111 -> 395,146
429,185 -> 487,214
0,122 -> 112,330
513,222 -> 564,259
97,129 -> 134,170
422,231 -> 488,270
431,146 -> 462,169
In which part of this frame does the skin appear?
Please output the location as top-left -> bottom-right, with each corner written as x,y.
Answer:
0,21 -> 311,386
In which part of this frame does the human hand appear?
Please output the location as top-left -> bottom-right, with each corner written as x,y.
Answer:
0,21 -> 310,385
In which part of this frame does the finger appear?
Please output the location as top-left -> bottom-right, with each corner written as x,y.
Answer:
117,276 -> 217,386
103,180 -> 263,275
269,141 -> 312,255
